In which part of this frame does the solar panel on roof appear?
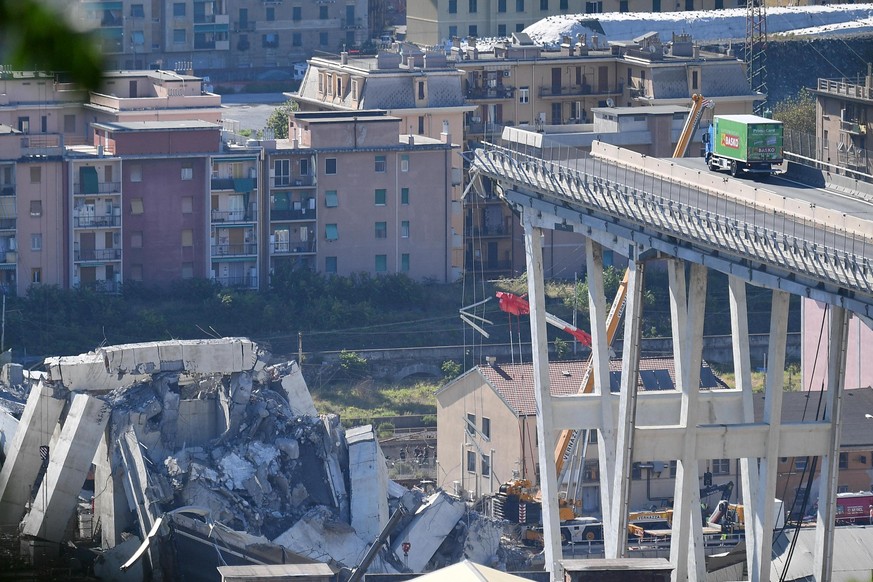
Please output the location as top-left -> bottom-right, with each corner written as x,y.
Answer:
640,370 -> 659,390
700,367 -> 719,388
609,371 -> 622,392
653,369 -> 674,390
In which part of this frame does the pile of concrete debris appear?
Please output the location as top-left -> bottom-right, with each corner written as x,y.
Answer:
0,338 -> 522,581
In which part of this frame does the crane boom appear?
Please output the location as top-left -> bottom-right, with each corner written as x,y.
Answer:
672,93 -> 713,159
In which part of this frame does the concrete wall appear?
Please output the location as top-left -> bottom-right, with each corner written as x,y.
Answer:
802,299 -> 873,391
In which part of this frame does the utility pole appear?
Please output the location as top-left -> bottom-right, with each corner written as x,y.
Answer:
298,331 -> 303,364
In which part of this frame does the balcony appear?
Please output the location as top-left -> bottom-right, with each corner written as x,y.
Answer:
0,186 -> 14,197
0,252 -> 16,265
79,279 -> 121,293
841,119 -> 866,135
270,208 -> 315,221
211,209 -> 258,223
73,181 -> 121,195
75,248 -> 122,262
539,84 -> 621,98
0,219 -> 15,231
271,240 -> 315,254
212,243 -> 258,257
271,176 -> 314,188
817,78 -> 873,101
211,177 -> 257,191
465,225 -> 509,238
465,259 -> 513,276
466,86 -> 514,100
214,275 -> 258,289
74,215 -> 122,228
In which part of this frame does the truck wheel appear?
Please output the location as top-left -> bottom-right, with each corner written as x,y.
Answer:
706,156 -> 717,171
729,161 -> 739,177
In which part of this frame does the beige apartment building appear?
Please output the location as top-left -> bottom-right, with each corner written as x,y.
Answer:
70,0 -> 369,72
406,0 -> 742,45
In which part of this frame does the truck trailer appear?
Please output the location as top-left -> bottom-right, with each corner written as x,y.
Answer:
703,114 -> 783,179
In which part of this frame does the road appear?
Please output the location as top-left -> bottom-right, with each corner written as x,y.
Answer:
220,93 -> 288,132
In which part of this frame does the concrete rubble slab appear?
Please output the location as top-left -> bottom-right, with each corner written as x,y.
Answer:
391,491 -> 466,572
22,392 -> 111,542
99,337 -> 266,377
346,424 -> 390,542
0,381 -> 66,525
44,352 -> 150,392
274,361 -> 318,417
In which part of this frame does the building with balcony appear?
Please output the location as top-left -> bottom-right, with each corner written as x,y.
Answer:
210,153 -> 261,289
292,47 -> 474,281
70,0 -> 370,74
811,69 -> 873,176
265,110 -> 457,282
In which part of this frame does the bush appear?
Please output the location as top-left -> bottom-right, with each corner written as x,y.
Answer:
441,359 -> 462,381
376,422 -> 395,438
339,350 -> 369,380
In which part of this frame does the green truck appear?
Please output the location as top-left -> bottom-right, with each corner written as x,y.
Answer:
703,114 -> 783,179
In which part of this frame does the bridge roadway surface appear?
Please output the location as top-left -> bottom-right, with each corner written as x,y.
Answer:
471,142 -> 873,322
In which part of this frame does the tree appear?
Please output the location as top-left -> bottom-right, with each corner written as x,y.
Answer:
0,0 -> 104,91
772,87 -> 816,135
266,100 -> 299,139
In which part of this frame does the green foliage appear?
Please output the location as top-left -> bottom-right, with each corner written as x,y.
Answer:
441,359 -> 462,381
553,337 -> 570,360
772,87 -> 816,135
376,422 -> 396,438
266,99 -> 299,139
0,0 -> 104,91
339,350 -> 369,379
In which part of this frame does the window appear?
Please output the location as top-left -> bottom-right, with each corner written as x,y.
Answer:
401,188 -> 409,204
29,166 -> 41,184
325,190 -> 338,207
129,264 -> 143,281
449,25 -> 458,38
325,158 -> 337,174
181,262 -> 194,279
325,224 -> 338,240
401,253 -> 409,272
18,117 -> 29,133
374,189 -> 386,205
29,200 -> 42,216
712,459 -> 731,475
839,453 -> 849,469
319,32 -> 328,46
481,417 -> 491,439
588,430 -> 598,444
182,196 -> 193,213
319,5 -> 328,18
469,24 -> 478,36
418,116 -> 425,134
619,0 -> 628,9
498,0 -> 507,11
375,254 -> 387,272
132,32 -> 144,48
30,234 -> 41,251
469,0 -> 477,12
375,222 -> 387,239
481,454 -> 491,477
173,29 -> 186,43
401,220 -> 409,238
670,460 -> 677,478
795,457 -> 808,471
516,23 -> 524,32
131,4 -> 145,17
131,198 -> 144,214
467,451 -> 476,473
540,0 -> 548,8
300,158 -> 309,176
560,0 -> 568,7
263,33 -> 279,48
274,159 -> 291,185
292,33 -> 302,47
400,155 -> 409,172
266,6 -> 275,20
375,155 -> 386,173
181,229 -> 193,247
130,164 -> 142,182
692,70 -> 699,90
466,413 -> 476,435
173,2 -> 185,16
131,231 -> 143,248
498,24 -> 507,36
519,87 -> 530,104
31,268 -> 41,284
837,485 -> 849,493
292,6 -> 302,20
181,164 -> 193,180
449,0 -> 457,12
64,114 -> 76,133
516,0 -> 524,10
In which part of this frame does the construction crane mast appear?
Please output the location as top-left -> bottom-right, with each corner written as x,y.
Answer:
746,0 -> 768,115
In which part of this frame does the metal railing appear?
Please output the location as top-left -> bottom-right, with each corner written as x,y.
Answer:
212,243 -> 258,256
73,182 -> 121,195
74,248 -> 121,261
271,241 -> 316,254
472,143 -> 873,302
74,215 -> 121,228
270,208 -> 315,221
213,275 -> 258,289
211,209 -> 257,223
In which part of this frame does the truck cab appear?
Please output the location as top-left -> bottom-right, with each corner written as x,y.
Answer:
703,114 -> 783,180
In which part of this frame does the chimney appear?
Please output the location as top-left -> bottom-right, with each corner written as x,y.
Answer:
867,62 -> 873,89
340,51 -> 349,65
486,356 -> 497,366
441,119 -> 451,144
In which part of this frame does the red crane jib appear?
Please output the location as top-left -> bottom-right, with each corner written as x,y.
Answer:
495,292 -> 592,346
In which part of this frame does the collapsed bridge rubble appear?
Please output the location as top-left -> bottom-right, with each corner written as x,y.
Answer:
0,337 -> 513,581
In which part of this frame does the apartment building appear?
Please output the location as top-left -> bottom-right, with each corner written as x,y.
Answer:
292,47 -> 471,281
70,0 -> 369,73
266,111 -> 458,282
406,0 -> 739,45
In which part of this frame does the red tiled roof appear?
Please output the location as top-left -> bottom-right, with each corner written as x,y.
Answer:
477,358 -> 717,416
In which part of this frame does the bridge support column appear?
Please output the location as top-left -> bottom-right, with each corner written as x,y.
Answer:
729,276 -> 761,580
521,213 -> 562,581
813,305 -> 849,582
750,290 -> 790,582
586,241 -> 619,556
610,257 -> 645,559
668,261 -> 707,582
